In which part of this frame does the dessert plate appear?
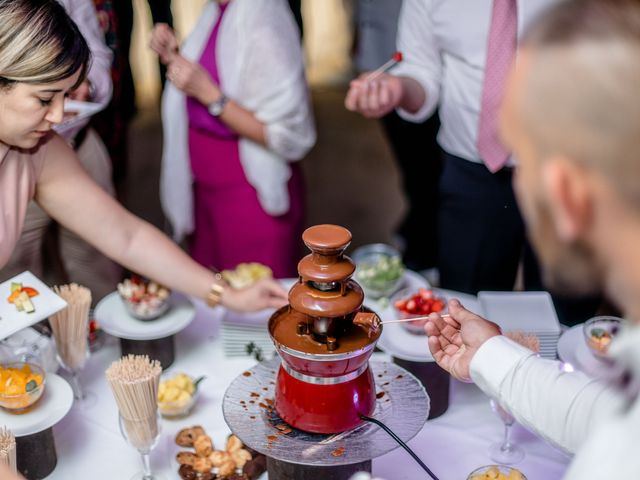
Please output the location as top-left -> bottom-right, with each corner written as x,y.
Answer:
0,271 -> 67,341
223,358 -> 429,466
95,292 -> 195,340
0,373 -> 73,436
557,324 -> 625,380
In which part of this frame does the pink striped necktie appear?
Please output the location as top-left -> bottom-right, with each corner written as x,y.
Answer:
477,0 -> 518,173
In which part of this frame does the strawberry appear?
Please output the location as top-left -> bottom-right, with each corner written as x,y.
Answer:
396,290 -> 446,316
406,299 -> 417,313
419,288 -> 433,300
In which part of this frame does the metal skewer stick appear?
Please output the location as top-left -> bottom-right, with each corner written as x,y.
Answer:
380,314 -> 451,326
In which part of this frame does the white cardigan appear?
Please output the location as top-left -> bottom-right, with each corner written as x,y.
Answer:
161,0 -> 316,241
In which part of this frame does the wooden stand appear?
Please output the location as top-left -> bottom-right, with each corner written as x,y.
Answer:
119,335 -> 175,369
392,357 -> 450,419
267,457 -> 371,480
16,427 -> 57,480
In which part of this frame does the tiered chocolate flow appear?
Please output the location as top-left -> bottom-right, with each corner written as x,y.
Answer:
269,225 -> 382,433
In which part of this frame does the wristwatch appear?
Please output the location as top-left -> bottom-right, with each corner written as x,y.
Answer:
208,93 -> 229,117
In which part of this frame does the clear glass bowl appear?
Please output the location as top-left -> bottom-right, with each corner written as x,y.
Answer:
583,316 -> 624,359
118,278 -> 172,321
467,465 -> 527,480
157,373 -> 202,418
121,297 -> 170,321
391,287 -> 447,336
0,362 -> 46,413
351,243 -> 405,299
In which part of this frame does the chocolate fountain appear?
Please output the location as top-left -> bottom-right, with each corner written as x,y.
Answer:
268,224 -> 382,434
223,224 -> 430,479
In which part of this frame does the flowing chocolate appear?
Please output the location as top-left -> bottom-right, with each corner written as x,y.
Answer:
270,225 -> 381,353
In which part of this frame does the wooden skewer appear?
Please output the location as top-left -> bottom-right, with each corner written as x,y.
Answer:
364,51 -> 403,82
380,314 -> 450,325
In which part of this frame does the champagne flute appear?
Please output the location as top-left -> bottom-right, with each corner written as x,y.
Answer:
488,398 -> 525,464
57,340 -> 96,407
118,413 -> 165,480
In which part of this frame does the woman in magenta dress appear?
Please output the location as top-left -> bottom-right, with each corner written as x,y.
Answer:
153,0 -> 316,279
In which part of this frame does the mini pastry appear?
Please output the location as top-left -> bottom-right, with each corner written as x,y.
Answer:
226,434 -> 243,452
176,451 -> 198,466
209,450 -> 232,467
231,449 -> 252,469
175,426 -> 206,447
218,459 -> 236,477
194,434 -> 213,457
192,456 -> 213,474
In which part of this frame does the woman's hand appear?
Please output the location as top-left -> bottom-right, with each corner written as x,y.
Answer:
344,72 -> 404,119
150,23 -> 179,65
222,278 -> 289,312
167,55 -> 221,105
424,299 -> 501,382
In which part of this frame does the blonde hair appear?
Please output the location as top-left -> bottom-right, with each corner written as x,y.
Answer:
520,0 -> 640,208
0,0 -> 90,88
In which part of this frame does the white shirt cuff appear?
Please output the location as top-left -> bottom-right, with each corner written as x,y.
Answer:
390,66 -> 439,123
469,336 -> 535,398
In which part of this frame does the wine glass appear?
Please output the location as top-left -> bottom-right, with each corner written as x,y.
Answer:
118,413 -> 166,480
488,398 -> 525,464
57,341 -> 97,408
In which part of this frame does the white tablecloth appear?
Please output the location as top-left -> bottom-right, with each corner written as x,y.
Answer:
45,299 -> 570,479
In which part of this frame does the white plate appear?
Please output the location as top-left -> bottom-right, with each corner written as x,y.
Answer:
478,291 -> 561,334
95,292 -> 195,340
53,99 -> 104,135
374,282 -> 481,362
0,373 -> 73,437
220,280 -> 292,357
0,271 -> 67,341
557,324 -> 625,380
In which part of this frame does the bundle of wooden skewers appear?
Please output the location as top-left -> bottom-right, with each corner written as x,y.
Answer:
49,283 -> 92,370
106,355 -> 162,450
0,427 -> 16,473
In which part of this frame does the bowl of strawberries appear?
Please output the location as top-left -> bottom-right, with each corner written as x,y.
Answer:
391,287 -> 447,335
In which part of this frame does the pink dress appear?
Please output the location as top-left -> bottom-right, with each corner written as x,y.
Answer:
0,142 -> 46,269
186,4 -> 304,278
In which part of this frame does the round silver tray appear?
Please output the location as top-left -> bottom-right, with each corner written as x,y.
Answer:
223,357 -> 429,466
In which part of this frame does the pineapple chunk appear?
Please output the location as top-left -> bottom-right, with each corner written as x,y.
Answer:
17,291 -> 35,313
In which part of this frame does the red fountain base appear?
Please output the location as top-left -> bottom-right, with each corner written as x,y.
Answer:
275,364 -> 376,434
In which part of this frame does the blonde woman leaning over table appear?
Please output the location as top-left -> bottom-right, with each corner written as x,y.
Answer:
0,0 -> 287,312
150,0 -> 315,278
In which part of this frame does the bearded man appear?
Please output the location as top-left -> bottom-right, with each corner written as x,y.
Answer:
425,0 -> 640,477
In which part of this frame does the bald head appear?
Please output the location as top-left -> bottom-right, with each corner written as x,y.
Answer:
515,0 -> 640,209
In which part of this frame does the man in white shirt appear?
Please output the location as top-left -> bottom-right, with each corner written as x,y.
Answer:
425,0 -> 640,477
353,0 -> 442,272
344,0 -> 604,322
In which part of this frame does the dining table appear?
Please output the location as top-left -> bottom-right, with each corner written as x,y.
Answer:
43,295 -> 571,480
